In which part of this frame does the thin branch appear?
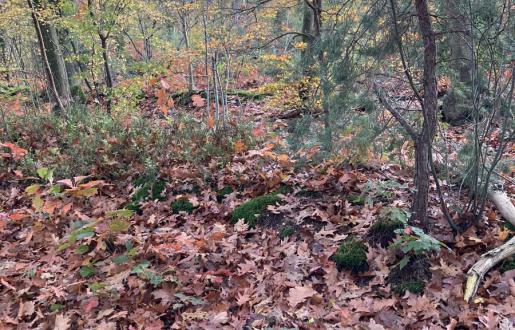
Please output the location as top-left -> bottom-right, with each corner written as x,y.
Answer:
373,83 -> 418,139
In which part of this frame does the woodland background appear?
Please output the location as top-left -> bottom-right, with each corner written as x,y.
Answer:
0,0 -> 514,328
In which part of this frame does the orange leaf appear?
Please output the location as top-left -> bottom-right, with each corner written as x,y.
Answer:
1,142 -> 28,161
276,154 -> 290,166
156,89 -> 167,106
234,140 -> 246,153
252,126 -> 265,137
207,116 -> 215,128
9,211 -> 28,221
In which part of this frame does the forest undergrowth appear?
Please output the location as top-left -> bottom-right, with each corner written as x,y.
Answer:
0,78 -> 514,329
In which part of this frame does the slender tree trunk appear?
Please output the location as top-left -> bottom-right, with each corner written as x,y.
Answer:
99,34 -> 113,111
99,35 -> 113,89
180,15 -> 195,93
28,0 -> 67,111
412,0 -> 438,227
300,1 -> 314,69
0,35 -> 10,82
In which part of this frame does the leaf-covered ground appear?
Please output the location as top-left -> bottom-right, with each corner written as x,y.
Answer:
0,95 -> 514,329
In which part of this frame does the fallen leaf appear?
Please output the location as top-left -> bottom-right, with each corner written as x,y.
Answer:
287,285 -> 317,307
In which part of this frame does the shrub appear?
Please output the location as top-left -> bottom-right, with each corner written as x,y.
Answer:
1,107 -> 169,179
368,207 -> 408,247
231,194 -> 280,227
332,236 -> 369,273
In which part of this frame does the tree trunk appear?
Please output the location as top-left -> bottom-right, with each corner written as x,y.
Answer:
100,35 -> 113,89
180,15 -> 195,93
300,1 -> 314,70
28,0 -> 68,111
30,0 -> 70,109
412,0 -> 438,227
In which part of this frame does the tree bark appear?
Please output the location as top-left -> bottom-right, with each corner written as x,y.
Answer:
411,0 -> 438,227
29,0 -> 70,110
28,0 -> 71,108
100,35 -> 113,89
180,14 -> 195,93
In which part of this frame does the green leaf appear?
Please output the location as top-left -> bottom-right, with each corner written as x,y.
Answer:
75,245 -> 90,255
50,303 -> 64,312
112,254 -> 129,265
149,273 -> 163,287
37,167 -> 53,181
79,265 -> 97,278
49,185 -> 61,194
106,209 -> 134,218
89,282 -> 105,292
25,184 -> 41,195
109,219 -> 131,233
57,242 -> 71,252
70,227 -> 95,242
399,256 -> 410,270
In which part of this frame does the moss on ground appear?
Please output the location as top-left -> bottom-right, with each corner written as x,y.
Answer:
387,256 -> 431,295
332,236 -> 369,273
279,224 -> 295,239
171,199 -> 196,214
216,186 -> 234,202
231,194 -> 280,227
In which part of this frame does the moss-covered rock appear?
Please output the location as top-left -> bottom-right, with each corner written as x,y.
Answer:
368,207 -> 407,247
171,199 -> 196,214
387,256 -> 431,295
231,194 -> 280,227
332,236 -> 369,273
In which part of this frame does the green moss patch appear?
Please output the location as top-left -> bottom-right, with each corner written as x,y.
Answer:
279,224 -> 296,239
231,194 -> 280,227
216,186 -> 234,202
332,236 -> 369,273
387,256 -> 431,295
368,207 -> 407,247
171,199 -> 196,214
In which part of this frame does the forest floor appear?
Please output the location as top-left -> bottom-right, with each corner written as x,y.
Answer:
0,84 -> 514,329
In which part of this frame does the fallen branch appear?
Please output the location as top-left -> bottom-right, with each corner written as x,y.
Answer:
464,189 -> 515,302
